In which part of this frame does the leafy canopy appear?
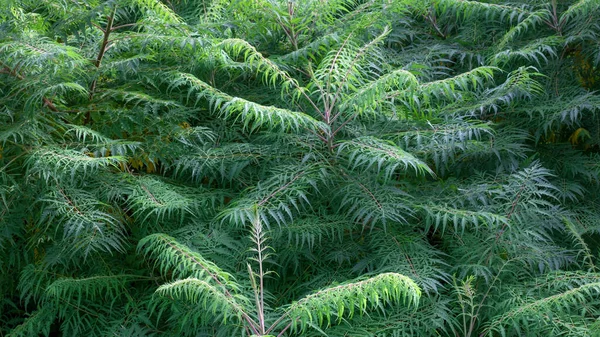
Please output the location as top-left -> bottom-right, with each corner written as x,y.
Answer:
1,0 -> 600,336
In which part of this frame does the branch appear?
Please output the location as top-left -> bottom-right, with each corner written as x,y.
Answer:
1,62 -> 59,112
424,9 -> 446,38
88,6 -> 116,102
111,23 -> 137,31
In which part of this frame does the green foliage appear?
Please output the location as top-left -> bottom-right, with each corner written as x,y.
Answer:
1,0 -> 600,336
286,272 -> 420,331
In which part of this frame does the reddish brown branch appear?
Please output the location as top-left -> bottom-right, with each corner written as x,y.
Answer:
86,6 -> 117,124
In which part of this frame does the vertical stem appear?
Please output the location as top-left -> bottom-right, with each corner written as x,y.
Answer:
258,222 -> 266,333
473,260 -> 512,337
273,2 -> 299,52
549,0 -> 562,35
326,130 -> 334,153
86,6 -> 116,124
287,1 -> 298,51
453,278 -> 468,337
484,183 -> 525,265
253,209 -> 266,334
248,264 -> 263,333
323,107 -> 335,153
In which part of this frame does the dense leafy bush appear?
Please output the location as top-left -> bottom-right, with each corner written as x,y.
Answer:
1,0 -> 600,336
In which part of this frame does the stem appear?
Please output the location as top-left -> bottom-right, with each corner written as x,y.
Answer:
266,313 -> 289,335
110,23 -> 137,31
551,0 -> 561,35
248,264 -> 263,334
258,171 -> 305,206
328,31 -> 383,115
425,8 -> 446,38
303,126 -> 328,144
454,278 -> 468,336
544,0 -> 563,35
324,35 -> 353,114
277,322 -> 292,337
331,113 -> 358,137
306,64 -> 327,118
0,152 -> 26,173
468,260 -> 512,337
0,61 -> 59,112
274,2 -> 299,51
252,207 -> 267,334
87,5 -> 116,124
485,183 -> 525,265
321,30 -> 386,149
287,2 -> 298,51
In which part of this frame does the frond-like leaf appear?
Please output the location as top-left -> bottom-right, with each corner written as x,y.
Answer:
339,68 -> 418,116
126,175 -> 220,225
167,72 -> 327,133
485,280 -> 600,336
26,148 -> 126,182
220,163 -> 328,228
173,143 -> 268,183
334,174 -> 413,228
45,275 -> 137,305
155,277 -> 248,325
286,272 -> 421,331
137,233 -> 239,291
337,136 -> 434,180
